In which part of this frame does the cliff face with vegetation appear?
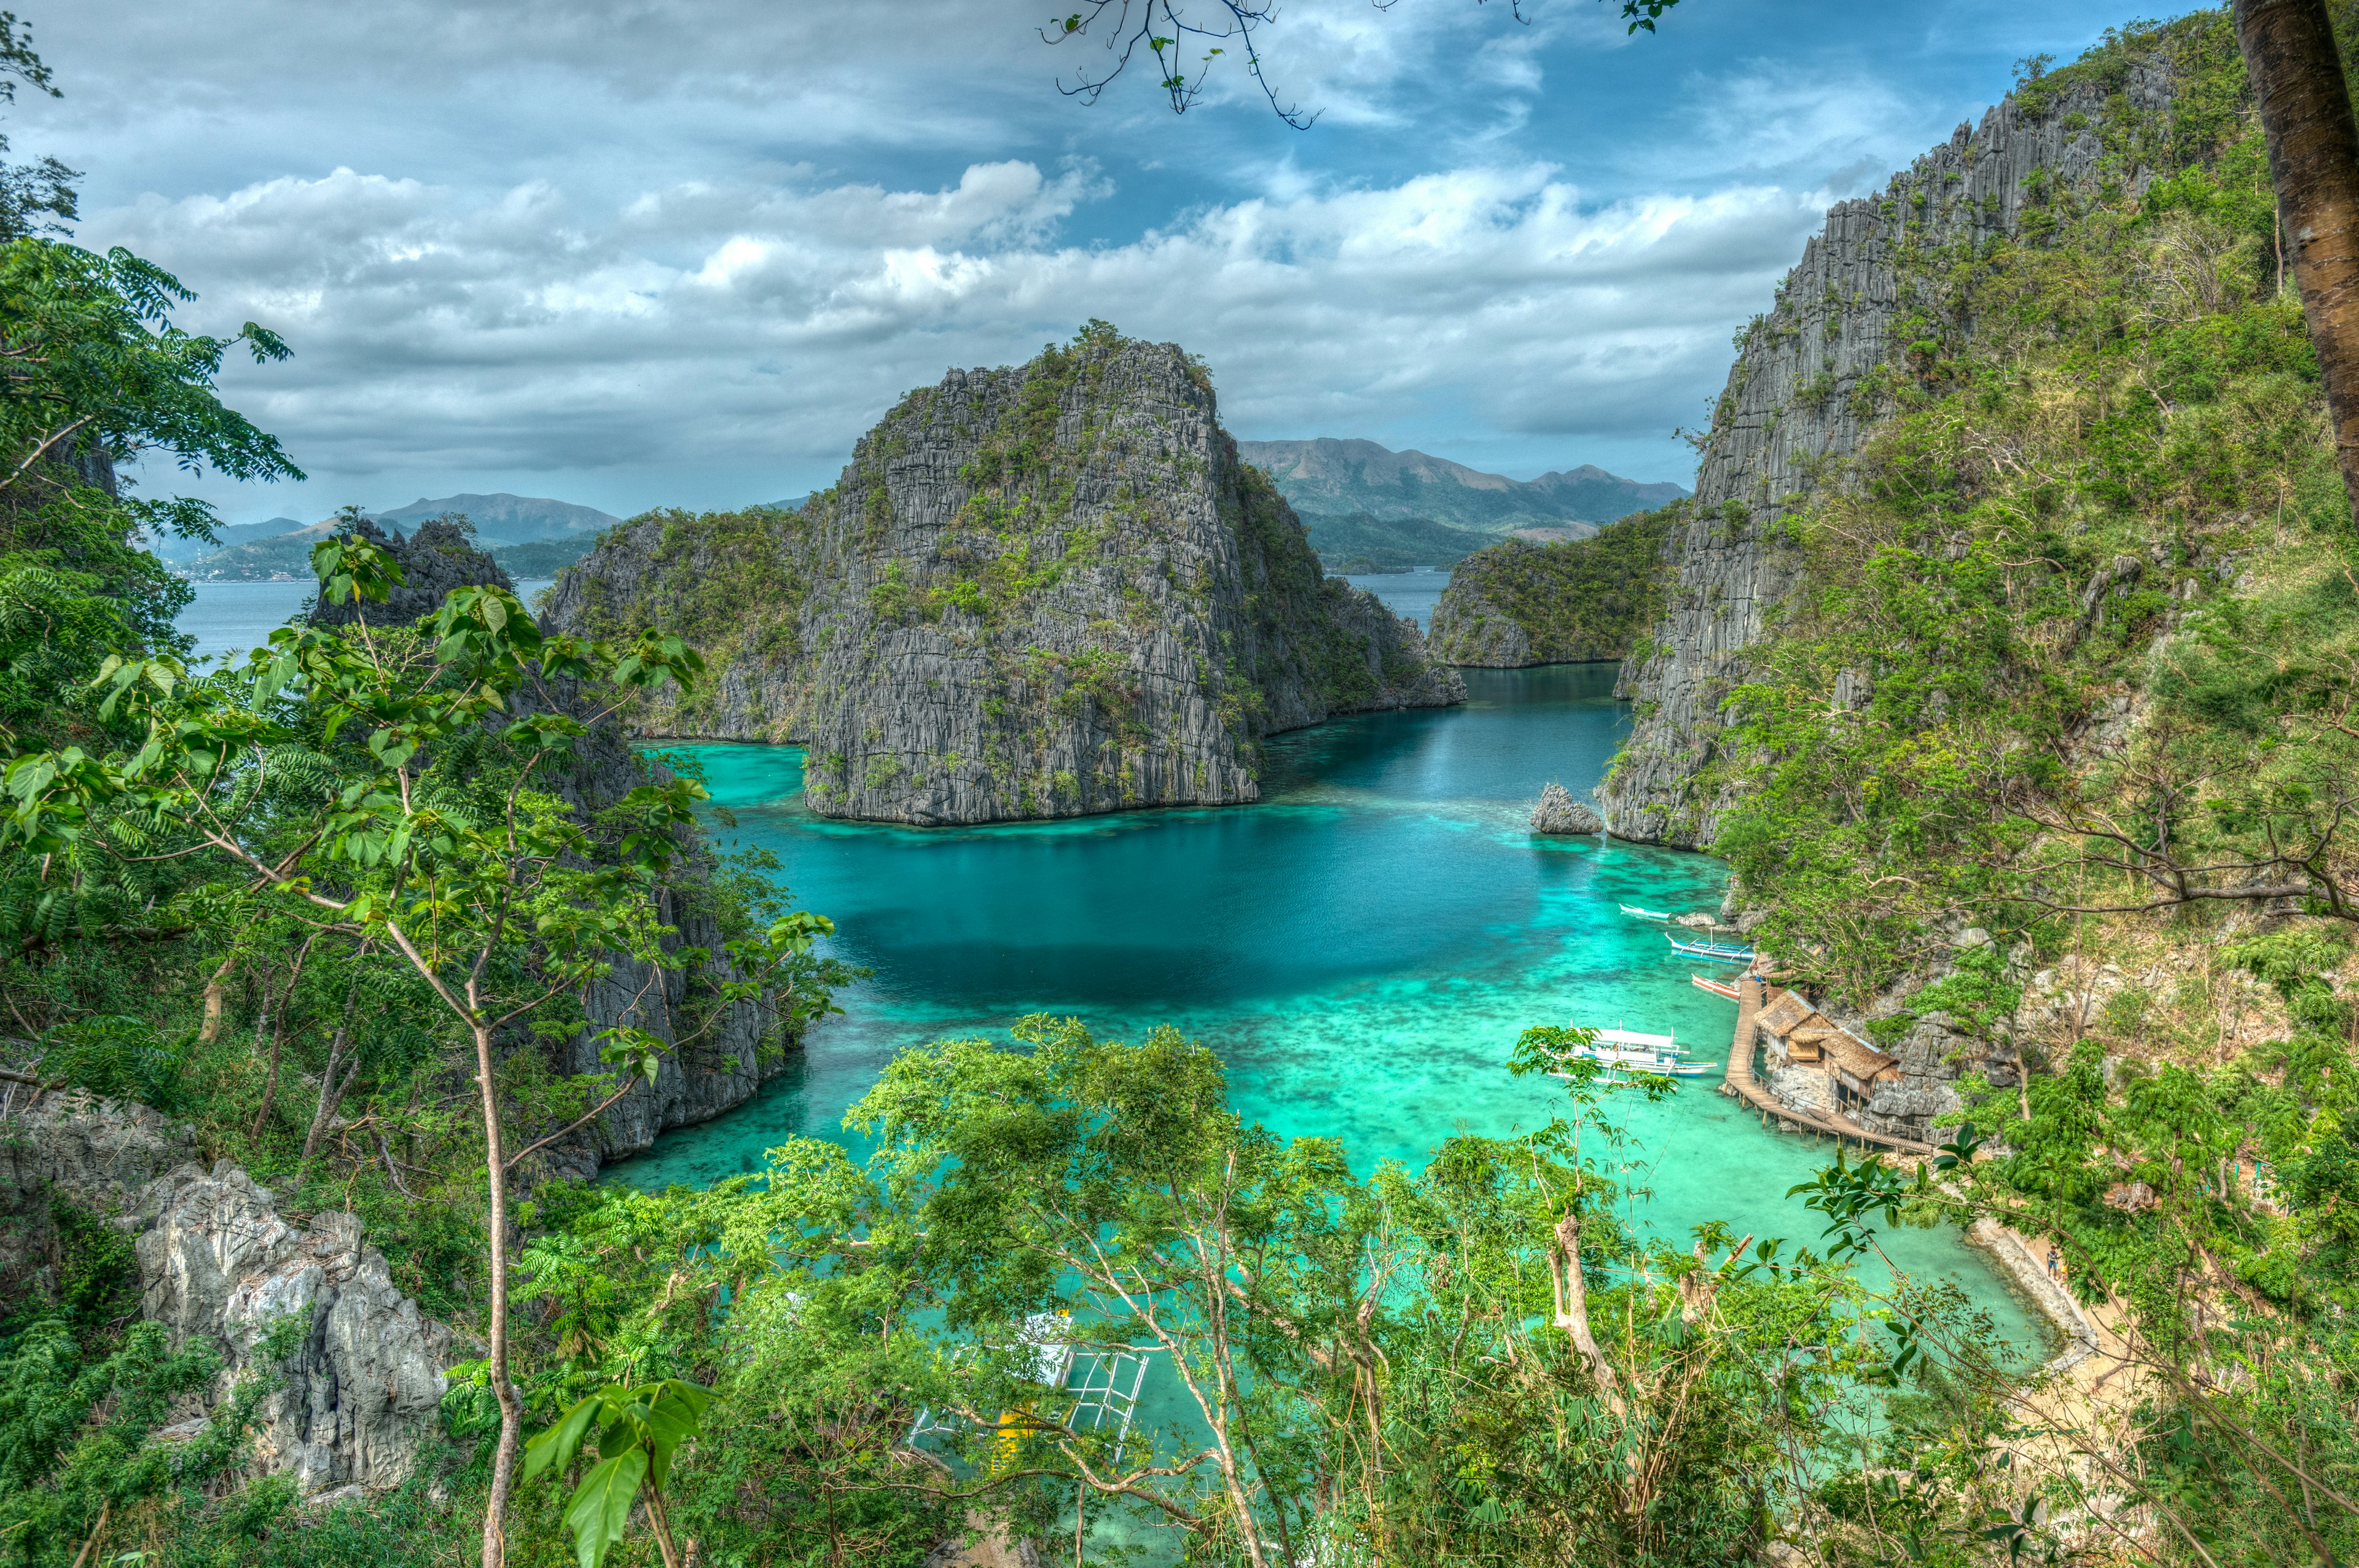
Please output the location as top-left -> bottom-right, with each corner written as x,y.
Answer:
1426,507 -> 1675,666
548,329 -> 1463,824
1637,15 -> 2359,1192
1598,58 -> 2170,846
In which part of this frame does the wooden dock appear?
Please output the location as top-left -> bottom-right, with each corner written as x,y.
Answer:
1719,976 -> 1934,1158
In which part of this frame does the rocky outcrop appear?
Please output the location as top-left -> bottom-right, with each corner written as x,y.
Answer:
1431,587 -> 1534,666
1598,68 -> 2169,845
310,515 -> 512,631
1530,782 -> 1602,835
522,720 -> 799,1174
1429,510 -> 1673,668
1,1094 -> 452,1495
546,331 -> 1465,824
137,1163 -> 452,1493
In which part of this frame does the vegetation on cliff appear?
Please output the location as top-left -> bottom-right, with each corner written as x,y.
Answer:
14,10 -> 2359,1568
1426,506 -> 1675,666
1606,15 -> 2359,1565
548,325 -> 1463,824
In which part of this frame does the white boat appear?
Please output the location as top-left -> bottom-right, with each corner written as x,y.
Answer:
1619,903 -> 1673,921
1554,1022 -> 1717,1078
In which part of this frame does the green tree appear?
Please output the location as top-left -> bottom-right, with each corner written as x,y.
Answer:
0,533 -> 836,1567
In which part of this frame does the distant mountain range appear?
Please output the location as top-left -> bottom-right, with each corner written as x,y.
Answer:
373,493 -> 619,548
169,493 -> 622,581
1238,438 -> 1688,538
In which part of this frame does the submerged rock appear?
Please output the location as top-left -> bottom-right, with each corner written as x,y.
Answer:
547,328 -> 1466,824
1530,782 -> 1603,834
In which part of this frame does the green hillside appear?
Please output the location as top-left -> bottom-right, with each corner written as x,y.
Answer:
1240,436 -> 1686,531
1426,507 -> 1673,664
1297,509 -> 1498,572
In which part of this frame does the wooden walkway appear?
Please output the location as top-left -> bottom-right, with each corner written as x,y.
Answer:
1718,976 -> 1934,1158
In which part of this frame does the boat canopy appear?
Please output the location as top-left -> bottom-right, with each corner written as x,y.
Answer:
1592,1026 -> 1675,1050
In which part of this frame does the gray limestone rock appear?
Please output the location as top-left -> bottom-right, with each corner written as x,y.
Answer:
546,335 -> 1466,824
1598,67 -> 2170,846
0,1092 -> 197,1308
308,516 -> 512,631
136,1164 -> 452,1494
518,720 -> 800,1172
1530,782 -> 1602,834
2,1096 -> 451,1496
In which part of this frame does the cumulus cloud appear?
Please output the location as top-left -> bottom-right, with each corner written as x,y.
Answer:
18,0 -> 2110,515
85,154 -> 1821,509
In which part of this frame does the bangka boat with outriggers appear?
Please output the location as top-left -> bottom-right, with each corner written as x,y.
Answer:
1619,903 -> 1673,921
1667,932 -> 1758,963
1551,1022 -> 1717,1078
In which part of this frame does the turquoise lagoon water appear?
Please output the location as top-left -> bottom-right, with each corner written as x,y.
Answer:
607,665 -> 2046,1350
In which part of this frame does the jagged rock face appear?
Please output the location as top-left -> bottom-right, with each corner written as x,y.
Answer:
546,336 -> 1465,825
0,1093 -> 194,1305
310,517 -> 513,631
138,1164 -> 452,1494
1599,68 -> 2169,846
2,1096 -> 451,1496
526,721 -> 799,1175
1530,782 -> 1602,835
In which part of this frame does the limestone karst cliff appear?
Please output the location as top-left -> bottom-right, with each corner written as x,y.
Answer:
547,329 -> 1465,824
1597,65 -> 2168,845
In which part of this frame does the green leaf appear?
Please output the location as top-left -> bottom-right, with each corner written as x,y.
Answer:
522,1394 -> 601,1484
564,1448 -> 648,1568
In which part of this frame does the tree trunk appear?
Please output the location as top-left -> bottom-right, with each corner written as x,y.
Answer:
303,962 -> 374,1162
645,1489 -> 684,1568
198,956 -> 235,1044
475,1020 -> 522,1568
2237,0 -> 2359,522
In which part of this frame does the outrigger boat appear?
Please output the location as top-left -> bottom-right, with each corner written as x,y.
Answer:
1667,933 -> 1758,963
1619,903 -> 1673,921
1690,973 -> 1740,1000
1552,1022 -> 1717,1078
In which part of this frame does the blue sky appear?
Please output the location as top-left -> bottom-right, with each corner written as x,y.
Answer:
17,0 -> 2172,524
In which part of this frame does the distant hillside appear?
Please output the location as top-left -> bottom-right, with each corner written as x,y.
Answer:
176,494 -> 623,580
180,522 -> 335,580
151,515 -> 307,564
487,536 -> 598,579
1239,437 -> 1687,532
373,493 -> 619,547
1299,512 -> 1501,574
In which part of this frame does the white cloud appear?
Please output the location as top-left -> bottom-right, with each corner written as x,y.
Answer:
24,0 -> 2133,515
87,154 -> 1818,510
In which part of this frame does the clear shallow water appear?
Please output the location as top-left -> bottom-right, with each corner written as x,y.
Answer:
1345,568 -> 1451,630
173,576 -> 555,662
612,666 -> 2046,1352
